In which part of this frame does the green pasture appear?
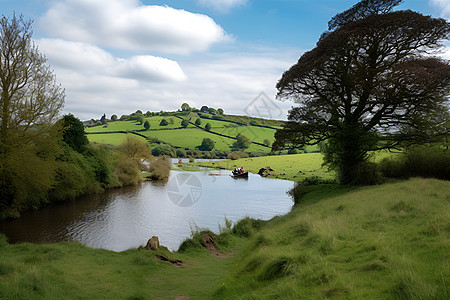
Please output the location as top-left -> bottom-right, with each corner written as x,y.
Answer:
87,132 -> 147,146
86,120 -> 144,133
213,126 -> 276,144
141,128 -> 269,153
193,153 -> 332,181
1,178 -> 448,299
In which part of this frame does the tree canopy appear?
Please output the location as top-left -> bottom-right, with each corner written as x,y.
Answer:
0,14 -> 65,209
273,0 -> 450,184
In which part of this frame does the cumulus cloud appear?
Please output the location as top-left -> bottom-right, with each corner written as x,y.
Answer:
37,38 -> 186,82
430,0 -> 450,17
198,0 -> 248,13
42,45 -> 298,121
39,0 -> 230,54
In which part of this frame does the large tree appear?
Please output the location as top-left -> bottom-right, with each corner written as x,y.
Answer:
0,14 -> 65,209
273,0 -> 450,184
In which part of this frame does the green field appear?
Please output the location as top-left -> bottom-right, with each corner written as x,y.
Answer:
88,132 -> 148,145
1,177 -> 448,299
193,153 -> 333,181
85,115 -> 278,153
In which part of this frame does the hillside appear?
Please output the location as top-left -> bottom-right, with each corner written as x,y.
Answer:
1,178 -> 448,299
85,112 -> 294,156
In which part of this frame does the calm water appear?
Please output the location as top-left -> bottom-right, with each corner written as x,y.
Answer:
0,170 -> 293,251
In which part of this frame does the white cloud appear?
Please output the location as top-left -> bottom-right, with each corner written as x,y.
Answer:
430,0 -> 450,18
37,38 -> 186,82
43,44 -> 298,121
198,0 -> 248,13
39,0 -> 230,54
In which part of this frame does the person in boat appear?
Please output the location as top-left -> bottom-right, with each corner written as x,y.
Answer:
239,167 -> 244,174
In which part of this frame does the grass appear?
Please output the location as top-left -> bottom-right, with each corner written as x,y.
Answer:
192,153 -> 334,181
215,178 -> 450,299
1,178 -> 449,299
85,116 -> 279,153
87,132 -> 148,146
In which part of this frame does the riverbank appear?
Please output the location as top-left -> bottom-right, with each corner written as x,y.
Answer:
1,177 -> 449,299
189,153 -> 334,181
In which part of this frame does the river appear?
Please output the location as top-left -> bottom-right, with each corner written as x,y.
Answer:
0,169 -> 294,252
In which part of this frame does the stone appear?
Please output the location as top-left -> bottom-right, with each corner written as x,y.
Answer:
258,166 -> 274,177
145,236 -> 160,250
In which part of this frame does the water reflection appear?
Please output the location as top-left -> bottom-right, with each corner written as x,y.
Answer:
0,170 -> 293,251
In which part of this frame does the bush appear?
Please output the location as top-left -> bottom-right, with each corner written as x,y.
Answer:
232,217 -> 264,237
379,146 -> 450,180
176,149 -> 186,158
234,134 -> 251,149
148,156 -> 171,181
228,151 -> 249,160
195,118 -> 202,125
143,120 -> 150,130
181,119 -> 189,128
159,119 -> 169,126
205,122 -> 211,131
198,138 -> 215,151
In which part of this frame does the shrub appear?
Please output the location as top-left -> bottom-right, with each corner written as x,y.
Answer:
148,156 -> 171,181
159,119 -> 169,126
232,217 -> 264,237
143,120 -> 150,130
181,119 -> 189,128
228,151 -> 249,160
195,118 -> 202,125
112,156 -> 141,187
234,134 -> 251,149
176,149 -> 186,158
379,146 -> 450,180
205,122 -> 211,131
199,138 -> 215,151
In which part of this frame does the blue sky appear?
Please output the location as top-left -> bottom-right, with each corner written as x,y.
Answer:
1,0 -> 449,120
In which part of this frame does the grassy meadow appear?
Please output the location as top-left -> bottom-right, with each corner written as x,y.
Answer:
1,177 -> 449,299
192,153 -> 334,181
85,115 -> 276,152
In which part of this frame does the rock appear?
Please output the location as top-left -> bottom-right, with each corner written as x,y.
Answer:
258,166 -> 274,177
144,236 -> 160,250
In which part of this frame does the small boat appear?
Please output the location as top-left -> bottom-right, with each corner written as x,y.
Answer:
231,171 -> 249,178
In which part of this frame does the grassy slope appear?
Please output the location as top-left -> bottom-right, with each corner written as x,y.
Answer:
0,178 -> 449,299
217,178 -> 450,299
85,116 -> 275,152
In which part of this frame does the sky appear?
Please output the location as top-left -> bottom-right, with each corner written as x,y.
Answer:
1,0 -> 449,121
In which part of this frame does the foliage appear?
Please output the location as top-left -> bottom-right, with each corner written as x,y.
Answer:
227,151 -> 249,160
198,138 -> 215,151
143,120 -> 150,130
0,14 -> 65,213
379,146 -> 450,180
181,102 -> 190,111
111,114 -> 118,121
195,118 -> 202,126
217,108 -> 224,115
234,134 -> 251,149
135,114 -> 144,125
151,144 -> 175,157
59,114 -> 89,153
100,114 -> 107,125
159,119 -> 169,126
273,0 -> 450,184
147,156 -> 171,181
117,136 -> 152,170
205,122 -> 211,131
181,118 -> 189,128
